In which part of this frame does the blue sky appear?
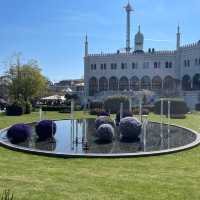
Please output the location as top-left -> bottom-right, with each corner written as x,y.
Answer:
0,0 -> 200,82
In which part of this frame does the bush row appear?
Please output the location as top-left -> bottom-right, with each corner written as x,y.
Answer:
104,96 -> 130,114
89,97 -> 189,117
6,101 -> 32,116
153,99 -> 189,115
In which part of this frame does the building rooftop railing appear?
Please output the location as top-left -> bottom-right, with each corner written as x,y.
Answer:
88,50 -> 176,57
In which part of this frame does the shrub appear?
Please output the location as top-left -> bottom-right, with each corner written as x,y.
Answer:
170,114 -> 186,119
95,116 -> 114,129
59,107 -> 71,113
6,101 -> 25,116
7,124 -> 31,144
119,117 -> 142,140
195,103 -> 200,111
25,101 -> 32,114
115,111 -> 133,125
42,106 -> 68,112
96,124 -> 114,143
75,105 -> 83,111
153,99 -> 189,115
90,101 -> 103,109
90,108 -> 105,116
35,120 -> 57,141
104,96 -> 130,114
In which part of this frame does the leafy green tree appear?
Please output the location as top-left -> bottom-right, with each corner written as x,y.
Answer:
7,55 -> 48,102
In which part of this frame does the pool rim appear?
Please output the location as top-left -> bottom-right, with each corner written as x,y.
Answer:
0,119 -> 200,158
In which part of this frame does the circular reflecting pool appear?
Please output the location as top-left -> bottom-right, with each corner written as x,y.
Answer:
0,119 -> 199,158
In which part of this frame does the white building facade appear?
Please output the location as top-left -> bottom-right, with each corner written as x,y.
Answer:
84,3 -> 200,109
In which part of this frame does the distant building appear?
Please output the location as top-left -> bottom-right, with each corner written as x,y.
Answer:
84,2 -> 200,109
49,79 -> 84,95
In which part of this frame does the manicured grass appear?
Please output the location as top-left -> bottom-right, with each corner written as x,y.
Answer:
0,111 -> 200,200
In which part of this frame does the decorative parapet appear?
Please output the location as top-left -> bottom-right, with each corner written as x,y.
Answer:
180,41 -> 200,50
88,50 -> 176,57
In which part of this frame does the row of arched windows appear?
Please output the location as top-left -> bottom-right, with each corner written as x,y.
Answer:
89,76 -> 178,96
182,74 -> 200,91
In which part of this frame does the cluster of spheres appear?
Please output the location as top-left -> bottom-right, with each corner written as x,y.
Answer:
95,112 -> 142,143
7,120 -> 57,144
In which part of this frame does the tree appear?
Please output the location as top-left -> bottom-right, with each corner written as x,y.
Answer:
7,55 -> 48,102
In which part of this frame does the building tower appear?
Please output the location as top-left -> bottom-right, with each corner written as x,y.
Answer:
124,2 -> 133,52
176,25 -> 181,50
85,34 -> 88,57
134,25 -> 144,52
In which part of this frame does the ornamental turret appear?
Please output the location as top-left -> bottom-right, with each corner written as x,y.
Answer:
134,25 -> 144,53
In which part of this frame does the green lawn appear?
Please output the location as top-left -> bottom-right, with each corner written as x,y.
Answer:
0,111 -> 200,200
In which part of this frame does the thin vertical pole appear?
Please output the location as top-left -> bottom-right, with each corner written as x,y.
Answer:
160,98 -> 164,125
120,103 -> 123,120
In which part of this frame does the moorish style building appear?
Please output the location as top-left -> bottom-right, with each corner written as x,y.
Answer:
84,2 -> 200,109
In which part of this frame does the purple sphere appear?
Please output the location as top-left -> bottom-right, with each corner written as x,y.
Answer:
119,117 -> 142,140
36,120 -> 56,141
95,116 -> 113,129
7,124 -> 31,144
96,124 -> 114,143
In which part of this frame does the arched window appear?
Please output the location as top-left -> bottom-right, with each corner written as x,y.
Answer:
130,76 -> 139,90
163,76 -> 175,90
89,77 -> 98,96
152,76 -> 162,90
193,74 -> 200,90
119,76 -> 129,91
141,76 -> 151,90
182,75 -> 191,91
109,77 -> 118,91
99,77 -> 108,92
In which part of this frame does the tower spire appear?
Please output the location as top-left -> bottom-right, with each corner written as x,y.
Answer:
176,24 -> 181,50
124,2 -> 133,52
84,34 -> 88,57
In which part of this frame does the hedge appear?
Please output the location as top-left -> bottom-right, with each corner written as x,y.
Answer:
153,99 -> 189,115
104,96 -> 130,114
195,103 -> 200,111
90,101 -> 103,109
6,101 -> 25,116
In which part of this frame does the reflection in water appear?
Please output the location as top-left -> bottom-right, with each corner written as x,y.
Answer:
0,119 -> 197,155
35,138 -> 56,151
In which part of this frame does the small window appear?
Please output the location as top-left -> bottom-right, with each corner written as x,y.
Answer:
184,60 -> 187,67
91,64 -> 96,70
104,63 -> 106,70
195,58 -> 198,65
165,62 -> 169,68
169,62 -> 172,68
154,62 -> 158,68
187,60 -> 190,67
101,64 -> 104,70
121,63 -> 127,70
